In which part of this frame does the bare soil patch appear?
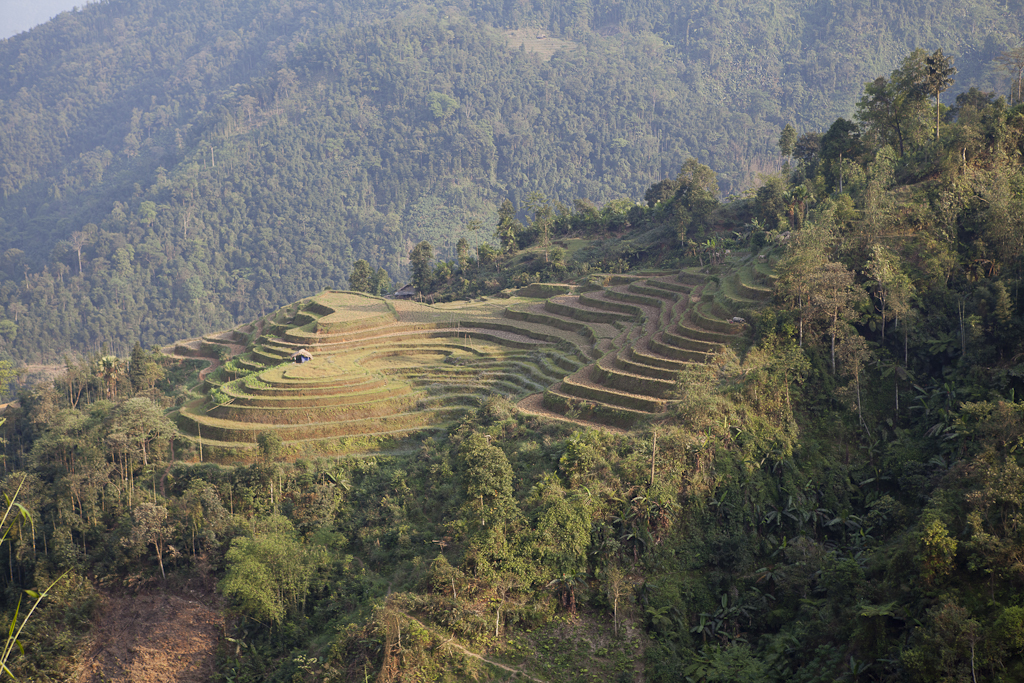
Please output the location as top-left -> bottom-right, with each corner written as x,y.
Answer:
75,582 -> 225,683
22,363 -> 65,383
504,28 -> 578,60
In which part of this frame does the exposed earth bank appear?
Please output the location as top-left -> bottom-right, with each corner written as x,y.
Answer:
75,581 -> 224,683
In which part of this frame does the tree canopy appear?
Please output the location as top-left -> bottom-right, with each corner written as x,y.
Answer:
0,0 -> 1022,361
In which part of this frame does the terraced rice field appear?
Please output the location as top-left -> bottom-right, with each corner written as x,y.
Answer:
171,253 -> 775,451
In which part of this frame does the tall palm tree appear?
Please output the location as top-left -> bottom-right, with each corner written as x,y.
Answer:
99,355 -> 122,399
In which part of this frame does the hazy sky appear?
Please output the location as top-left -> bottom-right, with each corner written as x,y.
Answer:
1,0 -> 89,40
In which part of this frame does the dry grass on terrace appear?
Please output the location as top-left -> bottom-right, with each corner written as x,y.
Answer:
314,291 -> 393,324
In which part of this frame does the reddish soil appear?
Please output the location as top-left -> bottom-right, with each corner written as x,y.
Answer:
75,583 -> 225,683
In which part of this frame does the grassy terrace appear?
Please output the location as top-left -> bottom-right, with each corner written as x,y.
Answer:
171,254 -> 774,453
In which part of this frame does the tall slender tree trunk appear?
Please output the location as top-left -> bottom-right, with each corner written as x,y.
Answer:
156,541 -> 165,580
831,309 -> 838,375
958,299 -> 966,356
880,297 -> 886,340
649,429 -> 657,488
798,293 -> 804,347
856,369 -> 869,438
904,323 -> 909,365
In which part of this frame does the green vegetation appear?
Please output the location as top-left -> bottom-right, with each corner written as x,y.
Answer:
2,0 -> 1024,363
161,225 -> 767,449
5,36 -> 1024,683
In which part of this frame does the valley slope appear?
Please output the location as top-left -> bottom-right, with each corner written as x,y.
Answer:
1,0 -> 1022,360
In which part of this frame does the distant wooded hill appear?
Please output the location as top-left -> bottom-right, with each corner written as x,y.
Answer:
0,0 -> 1021,361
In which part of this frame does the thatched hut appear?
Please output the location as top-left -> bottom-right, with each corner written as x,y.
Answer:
291,349 -> 313,363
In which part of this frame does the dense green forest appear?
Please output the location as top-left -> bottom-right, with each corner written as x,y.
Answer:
1,0 -> 1023,362
1,47 -> 1024,681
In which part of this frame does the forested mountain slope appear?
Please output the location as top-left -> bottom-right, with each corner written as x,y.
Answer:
0,0 -> 1022,362
5,50 -> 1024,679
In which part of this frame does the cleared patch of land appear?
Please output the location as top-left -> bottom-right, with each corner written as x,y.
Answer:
504,28 -> 578,60
75,585 -> 224,683
170,253 -> 773,455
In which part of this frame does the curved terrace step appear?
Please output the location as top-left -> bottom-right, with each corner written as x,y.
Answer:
544,298 -> 636,325
736,266 -> 774,301
605,288 -> 665,309
575,292 -> 643,318
593,358 -> 676,398
649,334 -> 716,363
259,373 -> 384,392
542,388 -> 656,429
754,259 -> 779,285
645,279 -> 692,295
177,422 -> 449,452
718,275 -> 764,309
280,321 -> 447,346
678,270 -> 708,286
616,354 -> 680,382
559,370 -> 666,413
691,301 -> 747,336
677,312 -> 743,345
280,326 -> 549,355
628,281 -> 680,300
503,305 -> 607,359
177,401 -> 473,443
208,392 -> 423,424
629,346 -> 698,372
661,329 -> 722,354
219,382 -> 406,408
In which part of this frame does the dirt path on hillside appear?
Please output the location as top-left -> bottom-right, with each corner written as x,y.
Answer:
401,612 -> 548,682
74,583 -> 224,683
162,330 -> 248,382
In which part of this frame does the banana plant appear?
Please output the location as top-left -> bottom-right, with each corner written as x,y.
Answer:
0,477 -> 68,679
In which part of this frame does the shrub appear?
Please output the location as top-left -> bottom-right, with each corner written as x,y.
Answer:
257,431 -> 285,462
